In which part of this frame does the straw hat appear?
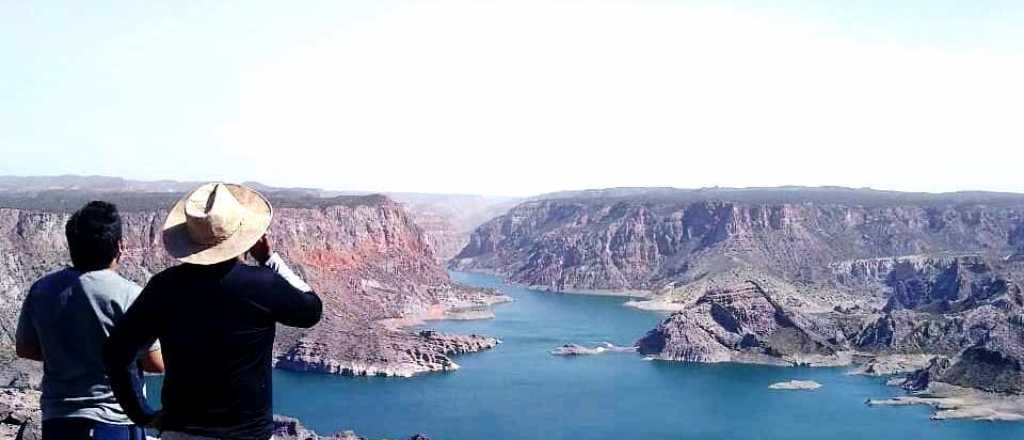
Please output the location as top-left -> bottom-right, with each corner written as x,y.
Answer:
162,183 -> 273,265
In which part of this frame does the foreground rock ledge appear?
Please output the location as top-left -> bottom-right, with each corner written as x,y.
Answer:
273,415 -> 431,440
0,388 -> 40,440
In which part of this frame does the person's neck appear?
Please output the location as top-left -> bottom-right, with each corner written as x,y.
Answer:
188,258 -> 238,277
72,260 -> 118,273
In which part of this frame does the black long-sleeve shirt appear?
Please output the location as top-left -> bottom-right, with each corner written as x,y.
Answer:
104,255 -> 321,440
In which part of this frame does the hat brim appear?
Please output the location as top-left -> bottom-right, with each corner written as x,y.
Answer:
162,184 -> 273,265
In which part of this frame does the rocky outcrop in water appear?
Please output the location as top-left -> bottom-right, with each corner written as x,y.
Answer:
636,271 -> 849,366
768,380 -> 822,390
276,330 -> 499,377
550,342 -> 636,356
0,191 -> 505,383
635,255 -> 1024,396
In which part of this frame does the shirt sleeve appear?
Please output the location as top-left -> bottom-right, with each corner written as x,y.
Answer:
263,253 -> 312,292
262,253 -> 322,328
15,290 -> 39,354
104,279 -> 162,426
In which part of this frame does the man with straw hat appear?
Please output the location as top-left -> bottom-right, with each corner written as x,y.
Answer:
104,183 -> 322,440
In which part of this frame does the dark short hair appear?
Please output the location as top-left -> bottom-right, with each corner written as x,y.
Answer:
66,201 -> 123,271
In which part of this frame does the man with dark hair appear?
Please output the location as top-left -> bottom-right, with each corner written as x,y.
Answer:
105,183 -> 321,440
16,201 -> 164,440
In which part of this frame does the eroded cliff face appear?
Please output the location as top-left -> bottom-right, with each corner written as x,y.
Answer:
260,197 -> 508,377
452,197 -> 1023,292
453,189 -> 1024,395
829,254 -> 1018,313
0,193 -> 506,382
636,256 -> 1024,394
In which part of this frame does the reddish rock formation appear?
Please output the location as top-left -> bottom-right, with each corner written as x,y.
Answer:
0,192 -> 507,381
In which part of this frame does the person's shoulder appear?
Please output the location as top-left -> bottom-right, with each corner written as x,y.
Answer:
76,270 -> 137,303
29,267 -> 79,296
229,263 -> 281,288
231,263 -> 274,280
142,264 -> 187,289
152,263 -> 192,278
108,270 -> 144,297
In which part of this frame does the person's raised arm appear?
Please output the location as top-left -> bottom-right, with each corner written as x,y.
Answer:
248,235 -> 322,328
104,279 -> 162,426
265,261 -> 322,328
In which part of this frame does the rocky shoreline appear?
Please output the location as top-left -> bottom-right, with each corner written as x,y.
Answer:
850,354 -> 937,376
520,285 -> 652,299
447,268 -> 653,299
378,294 -> 513,328
867,382 -> 1024,422
276,330 -> 501,378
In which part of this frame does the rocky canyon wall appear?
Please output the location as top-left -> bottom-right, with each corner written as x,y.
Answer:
452,190 -> 1024,292
0,191 -> 506,385
452,188 -> 1024,395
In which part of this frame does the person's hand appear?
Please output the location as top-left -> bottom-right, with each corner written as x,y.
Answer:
248,234 -> 272,265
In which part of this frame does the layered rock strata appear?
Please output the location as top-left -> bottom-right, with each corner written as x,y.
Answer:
636,271 -> 850,366
0,192 -> 505,382
452,188 -> 1024,397
452,188 -> 1024,292
635,256 -> 1024,397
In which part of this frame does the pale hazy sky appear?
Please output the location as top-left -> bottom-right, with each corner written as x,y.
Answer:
2,1 -> 1022,196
